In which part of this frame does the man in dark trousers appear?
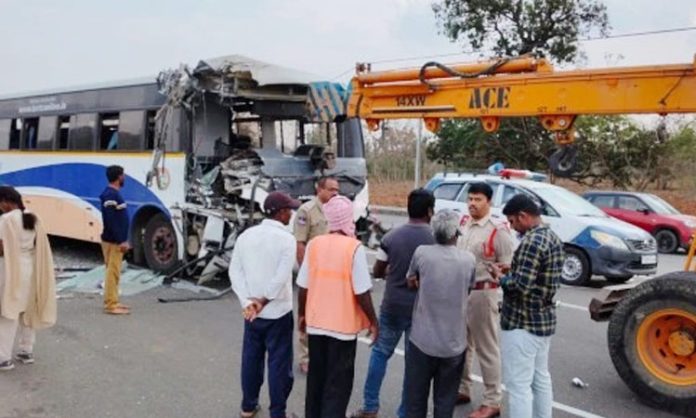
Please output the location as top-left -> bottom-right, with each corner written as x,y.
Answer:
293,176 -> 340,374
404,209 -> 476,418
351,189 -> 436,418
297,195 -> 379,418
229,191 -> 301,418
100,165 -> 130,315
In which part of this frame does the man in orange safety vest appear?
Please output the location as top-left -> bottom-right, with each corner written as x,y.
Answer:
297,195 -> 379,418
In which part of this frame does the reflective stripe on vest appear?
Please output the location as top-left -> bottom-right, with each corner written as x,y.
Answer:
306,234 -> 369,335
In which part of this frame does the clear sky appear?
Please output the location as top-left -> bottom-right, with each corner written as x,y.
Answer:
1,0 -> 695,95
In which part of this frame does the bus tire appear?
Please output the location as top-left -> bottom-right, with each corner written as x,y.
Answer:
143,213 -> 179,273
607,272 -> 696,416
131,224 -> 146,266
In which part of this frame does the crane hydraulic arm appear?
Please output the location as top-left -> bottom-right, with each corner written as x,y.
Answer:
346,56 -> 696,175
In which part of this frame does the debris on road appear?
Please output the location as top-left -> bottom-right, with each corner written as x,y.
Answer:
157,286 -> 232,304
56,262 -> 164,296
572,377 -> 589,388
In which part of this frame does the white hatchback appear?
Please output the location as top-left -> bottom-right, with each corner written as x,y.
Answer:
424,173 -> 658,286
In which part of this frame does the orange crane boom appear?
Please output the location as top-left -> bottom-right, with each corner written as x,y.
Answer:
348,56 -> 696,135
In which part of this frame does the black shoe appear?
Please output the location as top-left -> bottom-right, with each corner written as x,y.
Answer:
456,393 -> 471,405
0,360 -> 15,371
15,352 -> 34,364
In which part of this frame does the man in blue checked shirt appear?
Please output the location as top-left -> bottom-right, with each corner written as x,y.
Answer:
488,194 -> 564,418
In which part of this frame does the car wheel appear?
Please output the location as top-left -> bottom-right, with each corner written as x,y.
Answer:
561,246 -> 591,286
654,229 -> 679,254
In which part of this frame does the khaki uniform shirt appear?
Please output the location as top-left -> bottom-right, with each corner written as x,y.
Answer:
294,197 -> 328,243
457,213 -> 515,283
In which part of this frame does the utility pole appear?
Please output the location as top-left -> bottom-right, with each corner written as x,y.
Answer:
415,120 -> 422,189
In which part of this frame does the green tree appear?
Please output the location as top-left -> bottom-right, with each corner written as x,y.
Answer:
570,116 -> 670,190
433,0 -> 609,62
426,118 -> 556,171
662,122 -> 696,190
428,0 -> 610,175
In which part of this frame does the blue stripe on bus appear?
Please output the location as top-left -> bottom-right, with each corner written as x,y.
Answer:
0,163 -> 169,217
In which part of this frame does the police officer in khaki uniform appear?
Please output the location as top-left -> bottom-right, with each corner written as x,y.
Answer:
293,176 -> 340,374
457,182 -> 514,418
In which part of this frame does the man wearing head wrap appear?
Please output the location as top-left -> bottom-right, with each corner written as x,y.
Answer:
296,195 -> 379,418
293,176 -> 340,375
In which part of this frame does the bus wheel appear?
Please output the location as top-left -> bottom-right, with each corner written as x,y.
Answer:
607,272 -> 696,415
143,214 -> 178,273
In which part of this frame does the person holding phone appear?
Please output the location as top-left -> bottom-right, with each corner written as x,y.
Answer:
489,194 -> 564,418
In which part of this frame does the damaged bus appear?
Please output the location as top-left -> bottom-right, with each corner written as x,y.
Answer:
0,55 -> 372,281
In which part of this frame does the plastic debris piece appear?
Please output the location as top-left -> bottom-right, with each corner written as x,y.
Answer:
572,377 -> 588,388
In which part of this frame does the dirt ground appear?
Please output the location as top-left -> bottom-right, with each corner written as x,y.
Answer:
369,178 -> 696,215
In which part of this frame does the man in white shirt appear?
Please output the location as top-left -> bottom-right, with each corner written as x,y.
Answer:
229,191 -> 301,418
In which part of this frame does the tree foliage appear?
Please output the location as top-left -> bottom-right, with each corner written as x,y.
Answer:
428,0 -> 615,184
427,115 -> 690,191
432,0 -> 610,63
426,118 -> 556,171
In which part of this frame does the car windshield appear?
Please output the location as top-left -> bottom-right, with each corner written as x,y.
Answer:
641,194 -> 681,215
531,186 -> 608,217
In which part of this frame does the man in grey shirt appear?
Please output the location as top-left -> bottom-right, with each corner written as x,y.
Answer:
405,209 -> 476,418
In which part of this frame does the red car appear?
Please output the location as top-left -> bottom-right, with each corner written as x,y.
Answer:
583,191 -> 696,253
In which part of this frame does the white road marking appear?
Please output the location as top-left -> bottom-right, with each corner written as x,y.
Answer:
557,301 -> 590,312
356,337 -> 607,418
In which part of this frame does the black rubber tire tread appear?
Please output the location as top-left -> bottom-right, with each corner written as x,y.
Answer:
655,229 -> 680,254
143,214 -> 179,273
561,246 -> 591,286
607,272 -> 696,416
549,146 -> 579,177
131,224 -> 146,267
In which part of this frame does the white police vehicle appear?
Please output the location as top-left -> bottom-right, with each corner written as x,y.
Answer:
424,171 -> 658,286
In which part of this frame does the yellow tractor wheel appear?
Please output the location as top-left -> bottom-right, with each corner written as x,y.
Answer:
608,272 -> 696,415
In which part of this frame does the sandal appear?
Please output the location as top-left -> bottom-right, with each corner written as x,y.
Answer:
240,405 -> 260,418
104,306 -> 130,315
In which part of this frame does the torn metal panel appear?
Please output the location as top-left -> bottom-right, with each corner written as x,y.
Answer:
194,55 -> 320,87
148,54 -> 374,284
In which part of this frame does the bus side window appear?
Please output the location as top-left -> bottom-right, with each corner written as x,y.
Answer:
146,110 -> 156,150
37,116 -> 58,150
69,113 -> 98,150
99,113 -> 120,150
0,119 -> 11,150
118,111 -> 146,150
9,119 -> 21,149
58,116 -> 70,149
21,118 -> 39,149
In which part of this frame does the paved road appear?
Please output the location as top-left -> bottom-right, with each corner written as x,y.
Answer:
0,225 -> 692,417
